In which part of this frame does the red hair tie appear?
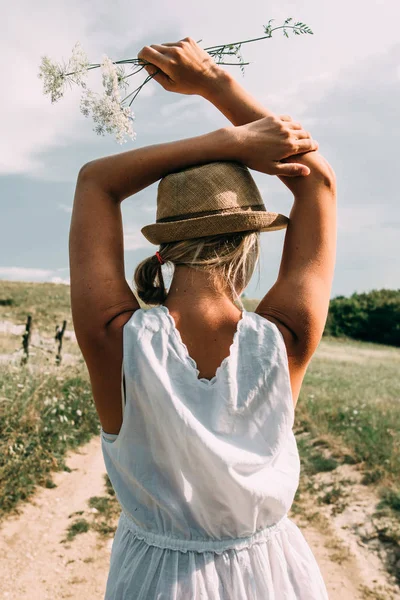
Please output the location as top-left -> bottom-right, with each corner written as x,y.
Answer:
155,251 -> 164,265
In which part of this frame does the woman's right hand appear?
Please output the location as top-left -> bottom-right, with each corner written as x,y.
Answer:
229,114 -> 319,177
137,37 -> 224,96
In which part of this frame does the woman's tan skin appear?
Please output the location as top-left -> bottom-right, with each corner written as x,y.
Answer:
69,38 -> 336,435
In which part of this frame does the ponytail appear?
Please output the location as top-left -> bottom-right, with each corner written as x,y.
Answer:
134,253 -> 168,305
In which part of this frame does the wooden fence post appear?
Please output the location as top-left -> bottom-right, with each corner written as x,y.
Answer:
21,315 -> 32,366
55,320 -> 67,366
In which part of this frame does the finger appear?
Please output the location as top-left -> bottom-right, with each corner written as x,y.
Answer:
144,63 -> 163,77
293,139 -> 319,152
275,162 -> 311,177
287,121 -> 303,131
149,43 -> 175,54
160,37 -> 195,46
291,129 -> 312,140
143,64 -> 171,88
279,114 -> 292,121
159,41 -> 184,47
137,45 -> 170,69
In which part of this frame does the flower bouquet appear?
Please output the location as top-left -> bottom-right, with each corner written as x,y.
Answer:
38,18 -> 312,144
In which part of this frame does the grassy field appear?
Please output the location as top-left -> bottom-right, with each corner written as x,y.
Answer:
1,280 -> 399,582
0,280 -> 73,335
296,336 -> 400,505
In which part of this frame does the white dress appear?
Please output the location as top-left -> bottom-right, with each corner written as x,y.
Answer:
101,305 -> 329,599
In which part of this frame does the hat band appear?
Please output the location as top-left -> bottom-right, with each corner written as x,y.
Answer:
157,204 -> 267,224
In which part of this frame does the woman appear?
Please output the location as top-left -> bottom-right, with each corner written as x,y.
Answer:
69,38 -> 336,599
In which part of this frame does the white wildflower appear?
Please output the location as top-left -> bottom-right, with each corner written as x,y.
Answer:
59,415 -> 64,423
80,87 -> 135,144
8,446 -> 15,455
51,408 -> 57,414
71,420 -> 75,426
353,409 -> 358,415
52,396 -> 58,402
38,41 -> 89,104
38,56 -> 66,103
59,403 -> 65,410
44,398 -> 51,406
101,55 -> 130,96
68,41 -> 90,86
76,409 -> 82,416
101,55 -> 120,97
17,384 -> 24,389
63,434 -> 67,441
116,64 -> 130,93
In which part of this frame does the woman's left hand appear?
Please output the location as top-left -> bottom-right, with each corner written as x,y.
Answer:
137,37 -> 224,96
228,115 -> 319,177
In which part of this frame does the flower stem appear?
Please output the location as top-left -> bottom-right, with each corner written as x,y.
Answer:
123,65 -> 147,79
215,62 -> 251,66
203,25 -> 303,52
120,70 -> 160,106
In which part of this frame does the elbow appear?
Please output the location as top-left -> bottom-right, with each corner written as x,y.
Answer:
323,166 -> 336,191
315,156 -> 336,190
77,161 -> 96,182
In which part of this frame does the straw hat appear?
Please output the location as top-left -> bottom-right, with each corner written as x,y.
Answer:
141,161 -> 289,245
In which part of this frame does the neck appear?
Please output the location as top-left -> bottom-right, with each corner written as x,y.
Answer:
164,265 -> 241,312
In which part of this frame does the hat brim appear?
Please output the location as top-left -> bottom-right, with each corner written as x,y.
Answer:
141,211 -> 289,245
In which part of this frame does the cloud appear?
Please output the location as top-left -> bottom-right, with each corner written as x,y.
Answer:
294,43 -> 400,294
160,96 -> 203,118
139,81 -> 157,98
123,228 -> 155,251
57,203 -> 73,214
0,266 -> 70,284
0,0 -> 172,179
0,1 -> 93,176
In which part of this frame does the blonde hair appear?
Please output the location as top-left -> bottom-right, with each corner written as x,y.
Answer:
133,231 -> 260,309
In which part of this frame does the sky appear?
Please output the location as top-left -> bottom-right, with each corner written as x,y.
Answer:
1,0 -> 399,300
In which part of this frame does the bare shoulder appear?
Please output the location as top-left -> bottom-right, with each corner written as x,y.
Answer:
254,310 -> 311,409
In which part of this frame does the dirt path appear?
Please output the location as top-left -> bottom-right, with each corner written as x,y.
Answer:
0,437 -> 110,600
0,437 -> 396,599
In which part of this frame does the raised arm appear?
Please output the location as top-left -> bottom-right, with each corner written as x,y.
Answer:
202,67 -> 336,349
